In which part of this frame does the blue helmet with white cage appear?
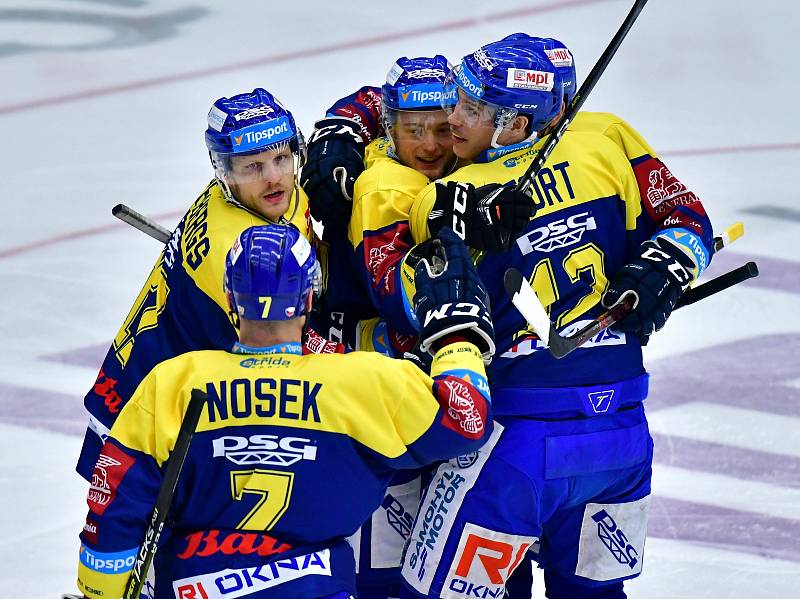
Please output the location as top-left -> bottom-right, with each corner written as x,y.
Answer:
205,88 -> 306,203
502,33 -> 576,104
445,38 -> 563,146
224,224 -> 319,321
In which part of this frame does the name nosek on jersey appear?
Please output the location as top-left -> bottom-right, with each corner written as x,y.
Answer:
506,69 -> 554,92
398,84 -> 457,109
230,116 -> 292,152
500,321 -> 626,359
172,550 -> 331,599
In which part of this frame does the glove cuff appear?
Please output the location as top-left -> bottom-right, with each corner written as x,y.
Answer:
419,321 -> 495,365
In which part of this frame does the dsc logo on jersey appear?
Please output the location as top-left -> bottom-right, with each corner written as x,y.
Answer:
443,524 -> 537,598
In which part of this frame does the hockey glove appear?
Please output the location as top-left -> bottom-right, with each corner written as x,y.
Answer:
413,227 -> 495,363
403,342 -> 434,374
427,181 -> 534,252
602,236 -> 695,343
300,117 -> 366,228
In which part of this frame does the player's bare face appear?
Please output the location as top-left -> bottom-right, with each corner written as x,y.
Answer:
392,111 -> 455,179
447,90 -> 496,161
227,147 -> 295,221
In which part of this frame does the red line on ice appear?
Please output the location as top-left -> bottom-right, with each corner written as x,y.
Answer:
1,141 -> 798,260
0,209 -> 182,259
0,0 -> 612,116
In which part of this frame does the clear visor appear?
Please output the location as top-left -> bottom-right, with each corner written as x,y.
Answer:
384,108 -> 453,144
442,68 -> 519,131
211,142 -> 297,185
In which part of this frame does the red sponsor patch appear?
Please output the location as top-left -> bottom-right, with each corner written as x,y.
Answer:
303,328 -> 345,354
87,442 -> 135,515
633,157 -> 702,220
176,583 -> 209,599
388,328 -> 416,355
445,523 -> 535,592
363,224 -> 412,297
177,530 -> 292,560
435,376 -> 487,439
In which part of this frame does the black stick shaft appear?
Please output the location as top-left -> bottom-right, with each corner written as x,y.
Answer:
123,389 -> 207,599
113,203 -> 172,244
676,261 -> 759,308
517,0 -> 649,194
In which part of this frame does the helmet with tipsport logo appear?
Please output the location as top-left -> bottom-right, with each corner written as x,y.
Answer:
224,224 -> 320,321
501,33 -> 576,104
444,38 -> 563,143
381,55 -> 455,112
205,88 -> 306,204
380,55 -> 457,153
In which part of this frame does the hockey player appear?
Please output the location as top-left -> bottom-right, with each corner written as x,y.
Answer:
76,88 -> 316,482
300,57 -> 463,599
74,223 -> 496,599
349,55 -> 459,341
396,37 -> 714,599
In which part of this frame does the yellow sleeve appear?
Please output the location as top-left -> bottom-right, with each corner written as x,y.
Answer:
111,358 -> 190,465
572,112 -> 659,161
349,145 -> 429,247
408,181 -> 437,244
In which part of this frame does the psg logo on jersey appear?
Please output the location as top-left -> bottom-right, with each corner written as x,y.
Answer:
212,434 -> 318,467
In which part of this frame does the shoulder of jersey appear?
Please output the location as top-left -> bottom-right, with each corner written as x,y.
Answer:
357,149 -> 429,196
570,111 -> 627,135
364,137 -> 395,170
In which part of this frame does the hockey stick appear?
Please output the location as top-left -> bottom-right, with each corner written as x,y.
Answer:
504,223 -> 755,358
113,203 -> 171,244
122,388 -> 207,599
515,0 -> 649,198
505,261 -> 758,359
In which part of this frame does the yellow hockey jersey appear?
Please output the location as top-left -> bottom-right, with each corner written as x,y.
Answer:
77,341 -> 492,598
78,180 -> 312,479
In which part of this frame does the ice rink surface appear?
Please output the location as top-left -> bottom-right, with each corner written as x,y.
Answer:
1,0 -> 799,596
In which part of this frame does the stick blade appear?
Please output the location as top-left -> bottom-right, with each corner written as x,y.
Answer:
504,268 -> 553,346
725,222 -> 745,245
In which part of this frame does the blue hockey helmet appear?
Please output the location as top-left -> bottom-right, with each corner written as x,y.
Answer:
381,55 -> 455,112
501,33 -> 576,104
224,224 -> 319,321
444,38 -> 563,145
205,88 -> 306,203
381,55 -> 459,176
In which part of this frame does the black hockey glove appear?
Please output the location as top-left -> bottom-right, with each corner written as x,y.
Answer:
403,342 -> 434,374
300,117 -> 366,228
427,181 -> 534,252
413,227 -> 495,363
602,236 -> 695,343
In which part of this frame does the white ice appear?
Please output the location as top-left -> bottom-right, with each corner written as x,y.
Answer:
1,0 -> 799,597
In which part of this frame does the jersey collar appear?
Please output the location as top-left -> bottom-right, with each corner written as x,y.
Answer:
231,341 -> 303,355
473,139 -> 537,164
